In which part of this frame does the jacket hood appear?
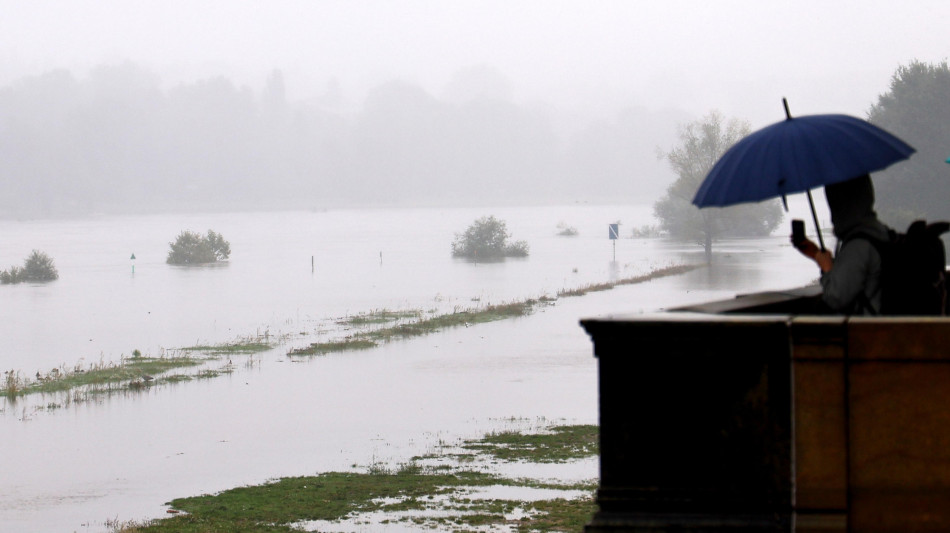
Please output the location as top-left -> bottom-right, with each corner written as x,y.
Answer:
824,174 -> 884,239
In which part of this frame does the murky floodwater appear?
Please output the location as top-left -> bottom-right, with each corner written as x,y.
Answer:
0,205 -> 819,532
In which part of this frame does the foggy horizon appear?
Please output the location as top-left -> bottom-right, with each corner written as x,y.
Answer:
2,1 -> 948,217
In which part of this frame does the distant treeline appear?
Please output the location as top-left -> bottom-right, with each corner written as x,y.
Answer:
0,63 -> 682,218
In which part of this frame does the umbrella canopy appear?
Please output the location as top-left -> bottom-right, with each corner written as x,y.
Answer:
691,100 -> 915,252
693,109 -> 915,208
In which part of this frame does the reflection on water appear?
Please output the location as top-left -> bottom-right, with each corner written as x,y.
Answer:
0,205 -> 821,533
658,238 -> 820,297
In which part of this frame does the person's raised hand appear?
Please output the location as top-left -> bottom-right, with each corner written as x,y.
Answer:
793,237 -> 819,258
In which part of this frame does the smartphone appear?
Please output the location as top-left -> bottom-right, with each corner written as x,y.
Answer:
791,219 -> 806,245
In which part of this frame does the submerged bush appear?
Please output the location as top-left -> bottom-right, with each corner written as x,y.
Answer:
1,250 -> 58,284
451,216 -> 529,259
556,221 -> 579,237
166,230 -> 231,265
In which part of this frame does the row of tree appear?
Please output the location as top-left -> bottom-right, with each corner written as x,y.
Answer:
0,63 -> 679,218
867,61 -> 950,226
652,60 -> 950,258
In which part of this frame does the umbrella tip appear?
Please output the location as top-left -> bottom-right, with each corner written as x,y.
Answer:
782,98 -> 792,120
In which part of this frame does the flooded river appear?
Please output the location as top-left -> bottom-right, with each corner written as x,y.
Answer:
0,205 -> 819,532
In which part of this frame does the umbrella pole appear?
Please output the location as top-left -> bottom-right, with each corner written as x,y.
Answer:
788,98 -> 826,252
806,189 -> 826,252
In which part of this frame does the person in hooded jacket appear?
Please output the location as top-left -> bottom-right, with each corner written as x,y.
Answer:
793,174 -> 892,314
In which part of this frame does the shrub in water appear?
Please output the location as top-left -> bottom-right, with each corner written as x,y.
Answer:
451,216 -> 529,259
167,230 -> 231,265
1,250 -> 58,284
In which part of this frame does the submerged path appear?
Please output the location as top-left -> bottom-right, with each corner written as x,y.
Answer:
1,264 -> 701,407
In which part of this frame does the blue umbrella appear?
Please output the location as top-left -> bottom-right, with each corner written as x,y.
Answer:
693,99 -> 915,250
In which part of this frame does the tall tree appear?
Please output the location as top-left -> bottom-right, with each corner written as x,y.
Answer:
654,111 -> 782,261
868,60 -> 950,225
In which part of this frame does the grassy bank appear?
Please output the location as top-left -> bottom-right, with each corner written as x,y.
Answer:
112,423 -> 599,532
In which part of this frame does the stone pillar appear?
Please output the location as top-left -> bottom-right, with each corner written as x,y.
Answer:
581,315 -> 793,531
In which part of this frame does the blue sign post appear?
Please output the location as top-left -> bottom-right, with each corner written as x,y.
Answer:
608,224 -> 619,261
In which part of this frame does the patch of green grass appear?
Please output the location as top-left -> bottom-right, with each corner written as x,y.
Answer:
3,338 -> 274,400
179,342 -> 273,356
377,302 -> 527,337
113,424 -> 599,533
290,300 -> 542,357
287,338 -> 378,356
369,300 -> 539,340
3,357 -> 203,398
521,496 -> 598,532
338,308 -> 423,326
463,424 -> 599,463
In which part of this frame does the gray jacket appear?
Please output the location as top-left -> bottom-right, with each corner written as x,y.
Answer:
820,175 -> 891,314
820,221 -> 888,314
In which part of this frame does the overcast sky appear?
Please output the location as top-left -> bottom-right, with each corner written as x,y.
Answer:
1,0 -> 948,128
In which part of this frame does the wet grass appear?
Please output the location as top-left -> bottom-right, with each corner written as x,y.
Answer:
337,308 -> 423,326
290,264 -> 697,357
287,338 -> 378,356
461,424 -> 599,463
111,423 -> 599,533
1,356 -> 202,399
2,339 -> 274,401
288,300 -> 543,356
557,263 -> 701,297
178,342 -> 273,356
375,300 -> 539,338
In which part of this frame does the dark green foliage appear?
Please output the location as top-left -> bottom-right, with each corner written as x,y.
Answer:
654,111 -> 783,259
451,215 -> 529,258
1,250 -> 58,284
166,230 -> 231,264
0,266 -> 21,284
868,60 -> 950,226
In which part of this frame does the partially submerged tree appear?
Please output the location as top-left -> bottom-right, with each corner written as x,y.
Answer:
166,230 -> 231,265
452,216 -> 529,259
556,221 -> 579,237
1,250 -> 59,284
654,111 -> 782,261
